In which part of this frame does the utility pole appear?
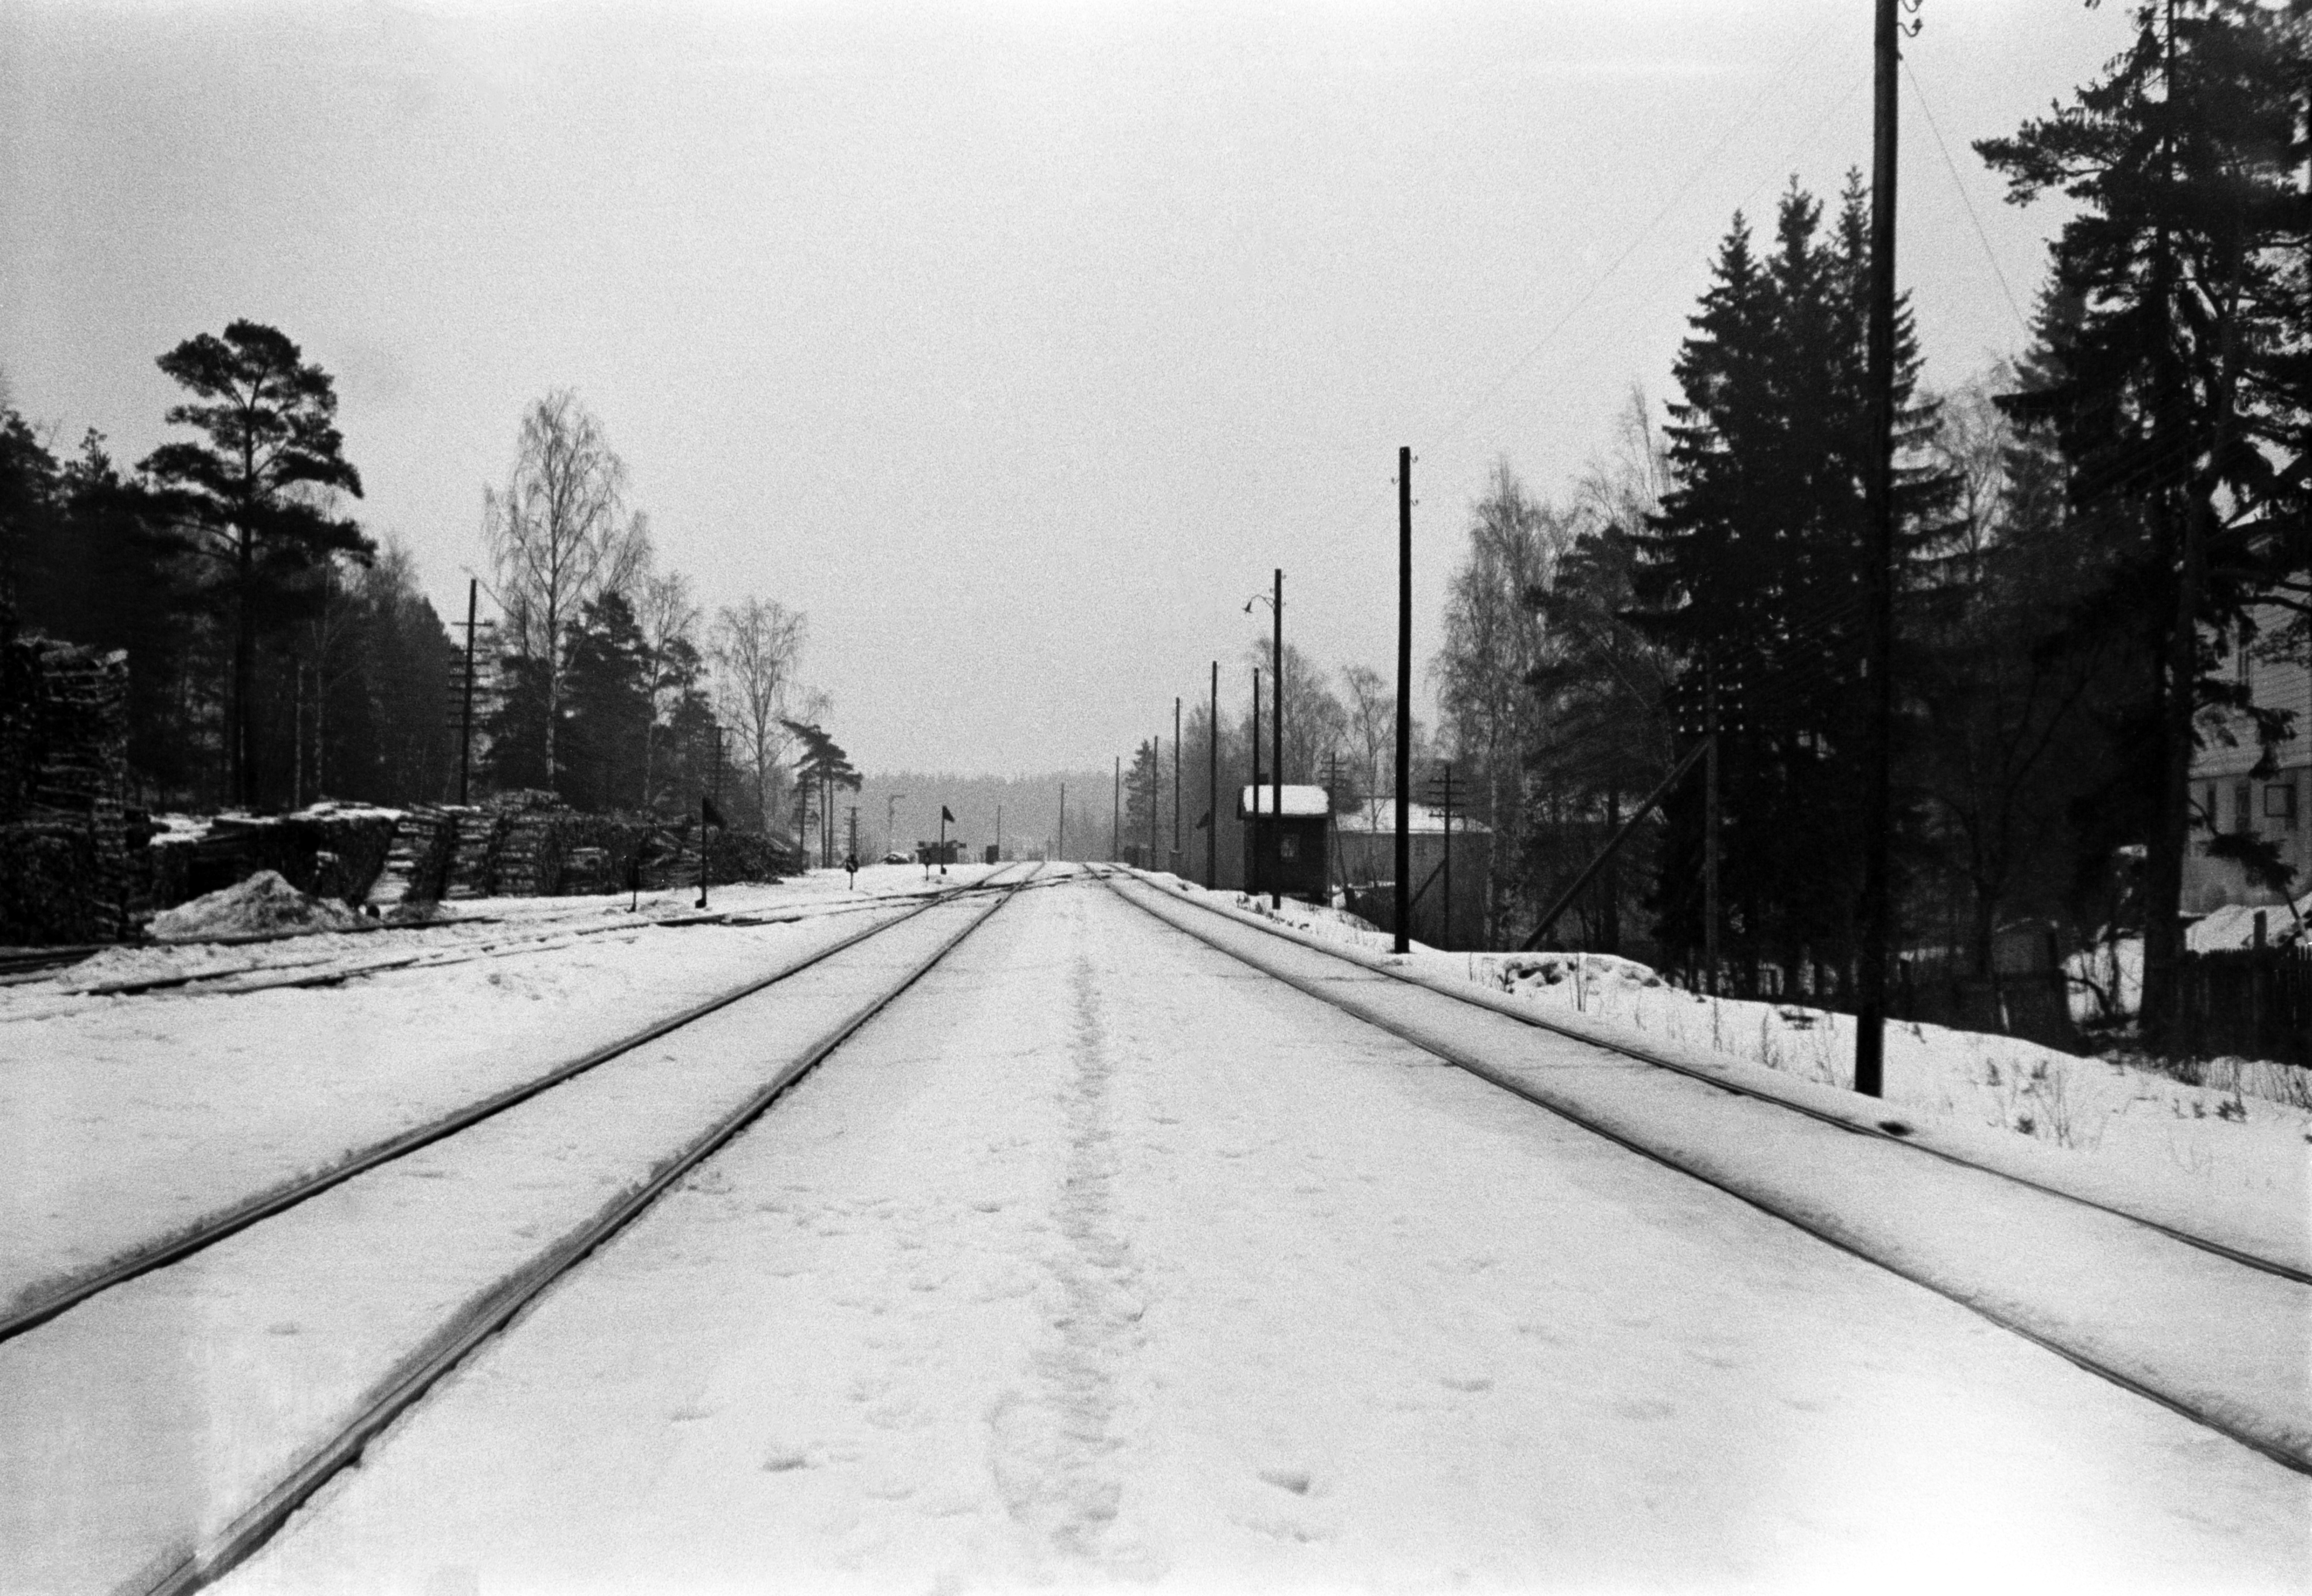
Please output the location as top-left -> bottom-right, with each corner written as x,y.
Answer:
1855,0 -> 1900,1099
1395,446 -> 1412,955
1706,662 -> 1721,997
1324,750 -> 1344,901
1207,662 -> 1218,889
458,577 -> 478,804
1173,696 -> 1182,870
1149,735 -> 1159,870
1251,668 -> 1262,899
1271,567 -> 1283,911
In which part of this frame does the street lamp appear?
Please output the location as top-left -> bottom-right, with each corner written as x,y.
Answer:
1244,568 -> 1283,909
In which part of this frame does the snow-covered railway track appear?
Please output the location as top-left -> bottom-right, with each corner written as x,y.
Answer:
1094,868 -> 2312,1477
1103,869 -> 2308,1285
2,879 -> 1008,1012
0,865 -> 1033,1346
1,862 -> 1041,1596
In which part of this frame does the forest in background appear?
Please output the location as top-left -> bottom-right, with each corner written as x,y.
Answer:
0,348 -> 829,843
1415,2 -> 2305,1055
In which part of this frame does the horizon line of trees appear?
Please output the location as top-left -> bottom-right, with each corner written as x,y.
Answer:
1,342 -> 830,836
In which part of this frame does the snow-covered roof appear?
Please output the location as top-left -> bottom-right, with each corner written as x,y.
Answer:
1334,798 -> 1490,836
1237,784 -> 1331,819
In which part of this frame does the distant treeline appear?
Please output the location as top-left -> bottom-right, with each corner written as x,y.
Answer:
0,336 -> 828,835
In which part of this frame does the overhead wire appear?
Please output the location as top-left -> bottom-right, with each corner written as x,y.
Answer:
1296,14 -> 1865,543
1902,54 -> 2032,337
1418,32 -> 1861,460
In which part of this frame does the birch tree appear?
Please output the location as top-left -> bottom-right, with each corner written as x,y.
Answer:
635,569 -> 702,810
481,390 -> 649,793
711,596 -> 809,832
1436,460 -> 1571,942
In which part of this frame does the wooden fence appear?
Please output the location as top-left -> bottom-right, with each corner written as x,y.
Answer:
2172,946 -> 2312,1065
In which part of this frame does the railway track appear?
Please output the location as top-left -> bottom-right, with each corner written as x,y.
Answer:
0,864 -> 1039,1344
0,874 -> 1020,1009
1091,866 -> 2312,1477
5,860 -> 1042,1596
1094,867 -> 2306,1284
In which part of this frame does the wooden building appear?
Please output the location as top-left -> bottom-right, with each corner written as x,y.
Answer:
1335,798 -> 1492,949
1238,784 -> 1331,900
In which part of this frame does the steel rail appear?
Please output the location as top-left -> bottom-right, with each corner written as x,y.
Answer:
1091,869 -> 2312,1479
1094,869 -> 2308,1288
141,860 -> 1040,1596
0,863 -> 1036,1346
21,873 -> 1021,1003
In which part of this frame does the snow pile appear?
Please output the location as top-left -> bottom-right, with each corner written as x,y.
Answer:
1494,950 -> 1664,993
147,871 -> 363,942
2190,895 -> 2310,950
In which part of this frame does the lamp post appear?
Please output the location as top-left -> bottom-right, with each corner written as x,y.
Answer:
1245,572 -> 1283,909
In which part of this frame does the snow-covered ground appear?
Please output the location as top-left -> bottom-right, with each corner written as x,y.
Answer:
1155,875 -> 2309,1267
0,886 -> 1019,1595
0,865 -> 1000,1318
207,874 -> 2305,1594
5,866 -> 2303,1593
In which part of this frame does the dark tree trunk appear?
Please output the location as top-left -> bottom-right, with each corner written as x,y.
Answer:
2141,487 -> 2206,1053
234,530 -> 257,808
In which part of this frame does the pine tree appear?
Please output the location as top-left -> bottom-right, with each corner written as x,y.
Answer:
139,322 -> 370,808
1976,0 -> 2310,1046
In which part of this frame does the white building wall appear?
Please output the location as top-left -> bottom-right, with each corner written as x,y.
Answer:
2184,605 -> 2311,913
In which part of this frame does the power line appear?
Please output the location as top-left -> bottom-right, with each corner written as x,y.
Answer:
1903,55 -> 2031,336
1290,21 -> 1866,544
1423,31 -> 1856,457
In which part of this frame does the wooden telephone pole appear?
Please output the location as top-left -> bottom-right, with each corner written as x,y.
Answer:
1207,662 -> 1219,889
1855,0 -> 1902,1098
1394,447 -> 1413,955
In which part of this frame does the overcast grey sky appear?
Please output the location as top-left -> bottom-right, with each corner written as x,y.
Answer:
2,0 -> 2130,775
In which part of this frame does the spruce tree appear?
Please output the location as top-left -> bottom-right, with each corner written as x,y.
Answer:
559,591 -> 652,813
1976,0 -> 2310,1046
1633,178 -> 1956,985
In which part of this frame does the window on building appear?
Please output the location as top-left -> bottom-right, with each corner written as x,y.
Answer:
2266,782 -> 2299,830
2236,782 -> 2254,832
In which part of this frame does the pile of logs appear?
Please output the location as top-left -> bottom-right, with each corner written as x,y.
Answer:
0,637 -> 134,945
0,627 -> 793,941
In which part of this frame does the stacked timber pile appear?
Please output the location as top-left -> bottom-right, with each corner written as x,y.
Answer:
145,805 -> 400,913
490,794 -> 570,897
645,817 -> 789,890
0,636 -> 134,944
367,805 -> 472,912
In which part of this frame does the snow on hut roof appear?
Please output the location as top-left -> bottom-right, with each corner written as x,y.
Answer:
1237,784 -> 1331,818
1333,798 -> 1491,835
